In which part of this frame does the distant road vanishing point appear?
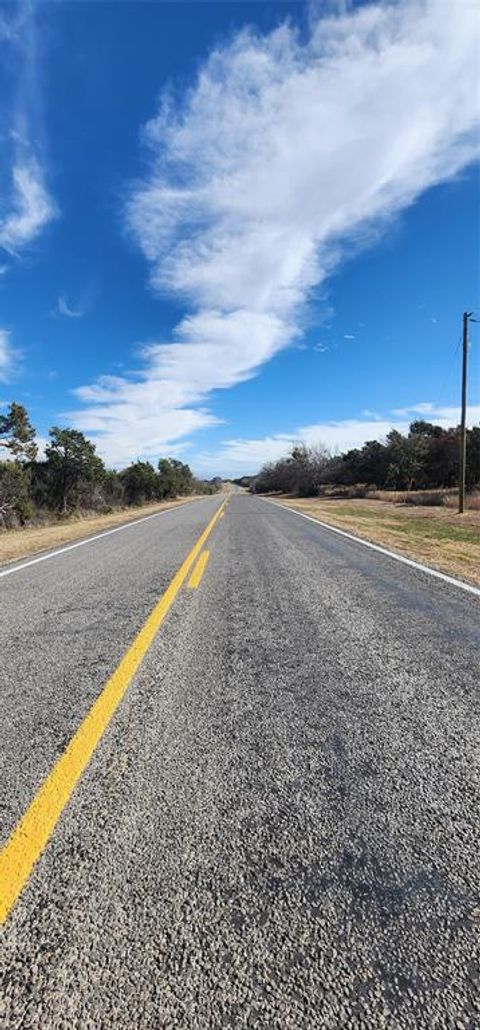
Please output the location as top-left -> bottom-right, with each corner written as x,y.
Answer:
1,493 -> 479,1029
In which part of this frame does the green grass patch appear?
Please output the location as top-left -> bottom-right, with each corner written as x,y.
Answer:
388,519 -> 479,544
316,505 -> 383,520
308,503 -> 480,545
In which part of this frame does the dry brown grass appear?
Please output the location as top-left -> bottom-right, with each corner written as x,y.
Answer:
275,495 -> 480,587
0,496 -> 203,568
366,487 -> 480,510
318,485 -> 480,510
443,491 -> 480,511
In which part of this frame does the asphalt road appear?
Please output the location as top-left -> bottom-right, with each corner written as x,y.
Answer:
1,493 -> 479,1029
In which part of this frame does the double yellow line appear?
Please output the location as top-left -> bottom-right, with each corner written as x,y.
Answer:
0,498 -> 226,924
188,549 -> 210,589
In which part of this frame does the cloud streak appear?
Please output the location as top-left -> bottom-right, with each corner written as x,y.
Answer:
55,295 -> 86,319
74,0 -> 480,467
0,157 -> 55,255
0,329 -> 16,382
0,4 -> 56,257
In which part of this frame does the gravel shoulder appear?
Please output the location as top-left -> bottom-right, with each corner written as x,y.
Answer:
274,495 -> 480,586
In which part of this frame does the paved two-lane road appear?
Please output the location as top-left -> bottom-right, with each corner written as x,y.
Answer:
1,494 -> 479,1028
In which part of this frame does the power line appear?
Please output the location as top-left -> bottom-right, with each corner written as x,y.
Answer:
434,332 -> 462,412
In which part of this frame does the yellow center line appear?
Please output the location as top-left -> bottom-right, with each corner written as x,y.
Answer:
0,499 -> 225,925
187,549 -> 210,589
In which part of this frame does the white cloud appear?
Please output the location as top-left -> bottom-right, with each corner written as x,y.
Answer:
70,362 -> 221,468
197,420 -> 404,477
0,329 -> 16,382
0,12 -> 20,43
55,295 -> 85,319
73,0 -> 479,465
391,402 -> 467,419
0,159 -> 55,255
197,405 -> 480,477
0,8 -> 56,255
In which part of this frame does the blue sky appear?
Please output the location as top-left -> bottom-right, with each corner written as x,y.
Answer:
0,0 -> 479,476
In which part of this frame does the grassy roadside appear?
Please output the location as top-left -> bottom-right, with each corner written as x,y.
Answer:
0,495 -> 206,568
274,496 -> 480,587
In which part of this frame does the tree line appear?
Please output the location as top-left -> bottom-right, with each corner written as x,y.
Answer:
252,421 -> 480,497
0,402 -> 220,528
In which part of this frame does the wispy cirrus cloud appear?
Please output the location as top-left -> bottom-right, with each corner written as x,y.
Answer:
73,0 -> 480,468
0,4 -> 56,258
0,329 -> 17,382
55,295 -> 86,319
0,8 -> 23,43
0,157 -> 55,255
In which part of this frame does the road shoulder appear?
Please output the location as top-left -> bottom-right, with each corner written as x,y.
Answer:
266,495 -> 480,589
0,496 -> 207,568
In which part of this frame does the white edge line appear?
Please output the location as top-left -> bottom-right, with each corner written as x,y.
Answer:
260,497 -> 480,599
0,497 -> 214,579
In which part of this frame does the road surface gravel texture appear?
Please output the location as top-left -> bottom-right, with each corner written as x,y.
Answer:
0,494 -> 479,1029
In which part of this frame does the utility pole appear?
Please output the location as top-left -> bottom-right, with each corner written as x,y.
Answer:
458,311 -> 473,514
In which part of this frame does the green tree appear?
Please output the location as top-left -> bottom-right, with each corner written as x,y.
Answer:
102,469 -> 125,507
157,458 -> 194,497
173,459 -> 193,494
423,429 -> 458,488
45,427 -> 105,513
409,420 -> 444,440
0,461 -> 34,526
119,461 -> 158,505
0,402 -> 38,462
385,430 -> 424,489
157,458 -> 177,498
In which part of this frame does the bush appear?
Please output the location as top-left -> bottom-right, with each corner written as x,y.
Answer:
403,490 -> 446,507
342,484 -> 368,499
119,461 -> 159,505
254,422 -> 480,497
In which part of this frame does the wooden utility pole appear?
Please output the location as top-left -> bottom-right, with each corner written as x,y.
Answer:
458,311 -> 472,514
